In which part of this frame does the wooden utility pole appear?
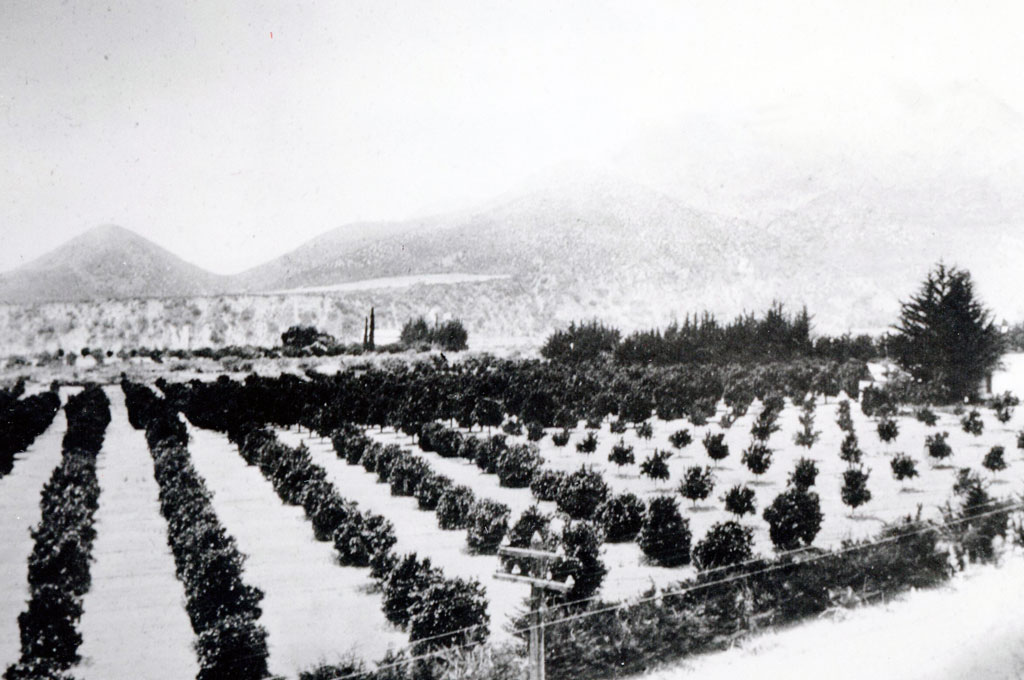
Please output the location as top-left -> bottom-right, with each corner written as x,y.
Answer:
494,535 -> 573,680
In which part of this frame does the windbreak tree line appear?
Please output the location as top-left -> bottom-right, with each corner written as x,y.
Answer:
541,304 -> 880,365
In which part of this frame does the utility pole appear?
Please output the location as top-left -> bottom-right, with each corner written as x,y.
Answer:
494,533 -> 573,680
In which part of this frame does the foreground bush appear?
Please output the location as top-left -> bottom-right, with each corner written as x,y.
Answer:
597,493 -> 645,542
495,444 -> 542,488
530,469 -> 565,502
762,486 -> 823,550
692,521 -> 754,571
382,554 -> 441,627
638,496 -> 690,567
408,578 -> 489,653
437,485 -> 476,530
466,499 -> 511,554
556,467 -> 610,520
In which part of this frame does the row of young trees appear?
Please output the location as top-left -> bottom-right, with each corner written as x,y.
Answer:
162,375 -> 493,657
122,381 -> 271,680
6,386 -> 111,680
0,387 -> 61,478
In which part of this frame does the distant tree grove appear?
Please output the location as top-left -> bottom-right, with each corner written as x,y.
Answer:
541,303 -> 881,366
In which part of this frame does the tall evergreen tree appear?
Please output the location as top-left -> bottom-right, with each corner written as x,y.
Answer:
891,263 -> 1002,401
369,307 -> 376,350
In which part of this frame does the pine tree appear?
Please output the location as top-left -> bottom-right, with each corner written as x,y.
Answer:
891,263 -> 1003,401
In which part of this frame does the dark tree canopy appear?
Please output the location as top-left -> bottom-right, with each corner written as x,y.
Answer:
891,263 -> 1003,402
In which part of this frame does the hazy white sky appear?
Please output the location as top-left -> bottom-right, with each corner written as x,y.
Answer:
3,0 -> 1023,274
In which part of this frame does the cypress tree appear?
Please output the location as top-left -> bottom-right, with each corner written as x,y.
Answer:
369,307 -> 376,349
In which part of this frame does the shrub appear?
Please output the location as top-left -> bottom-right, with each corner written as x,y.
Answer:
360,443 -> 381,473
961,409 -> 984,436
382,554 -> 441,627
946,468 -> 1012,563
331,427 -> 370,465
835,400 -> 854,432
609,419 -> 628,434
702,432 -> 729,466
925,431 -> 953,464
495,444 -> 542,488
556,467 -> 610,520
607,439 -> 635,469
638,496 -> 691,566
474,435 -> 507,474
408,578 -> 489,653
876,415 -> 899,443
788,457 -> 819,490
389,455 -> 431,497
458,437 -> 486,470
374,445 -> 406,484
466,499 -> 511,554
750,408 -> 781,441
691,521 -> 754,571
839,432 -> 862,465
914,407 -> 938,426
840,466 -> 872,513
575,431 -> 599,454
763,487 -> 823,550
990,391 -> 1019,424
741,441 -> 772,476
557,521 -> 607,600
596,493 -> 645,542
982,445 -> 1007,474
526,422 -> 546,442
501,419 -> 523,436
679,466 -> 715,507
668,429 -> 692,449
639,450 -> 671,484
722,484 -> 757,517
414,472 -> 453,511
308,492 -> 356,542
503,505 -> 552,573
333,511 -> 397,567
529,469 -> 566,502
193,614 -> 270,680
436,485 -> 476,530
551,429 -> 571,447
635,422 -> 654,440
890,453 -> 918,484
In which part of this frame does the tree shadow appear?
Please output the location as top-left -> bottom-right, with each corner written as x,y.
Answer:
748,479 -> 774,487
687,504 -> 718,513
898,486 -> 925,494
990,477 -> 1010,485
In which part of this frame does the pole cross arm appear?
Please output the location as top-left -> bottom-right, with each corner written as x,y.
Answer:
497,545 -> 562,560
493,572 -> 574,593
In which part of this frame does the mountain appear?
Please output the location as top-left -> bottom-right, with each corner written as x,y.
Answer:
1,171 -> 1020,351
0,225 -> 230,304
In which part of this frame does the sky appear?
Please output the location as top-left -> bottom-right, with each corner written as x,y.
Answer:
2,0 -> 1024,274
